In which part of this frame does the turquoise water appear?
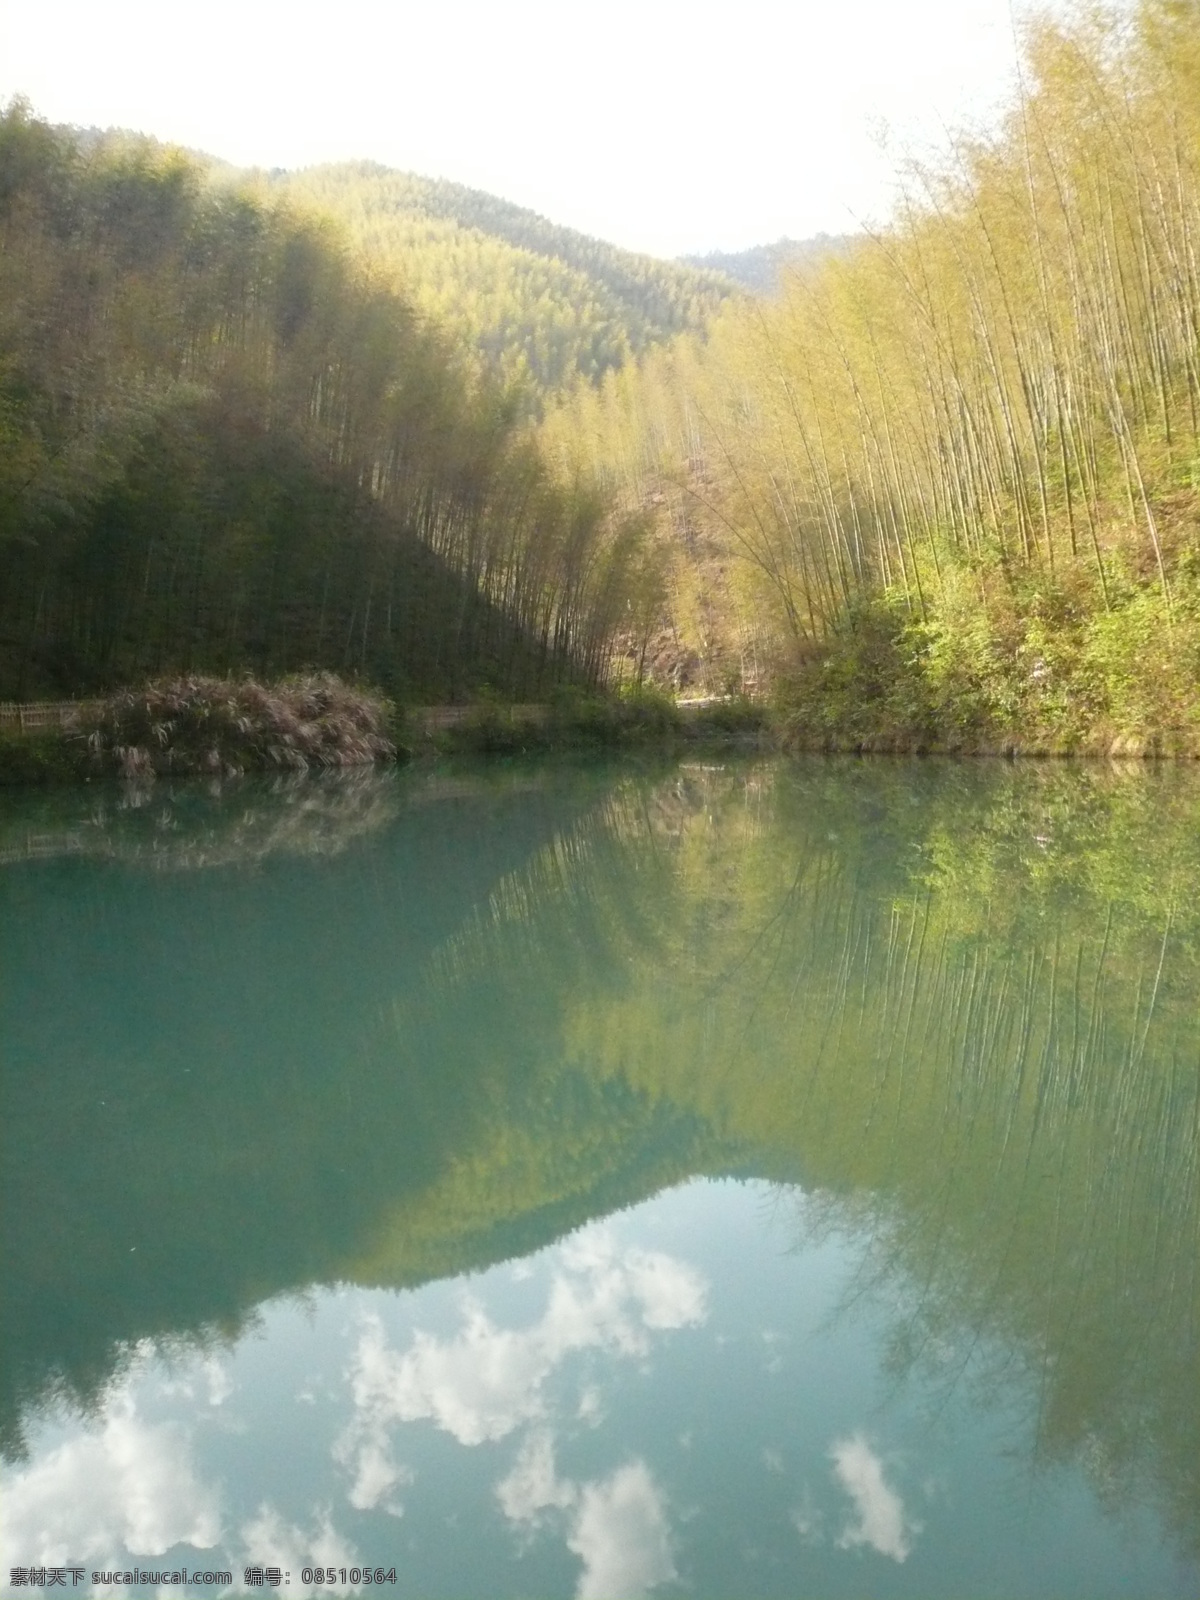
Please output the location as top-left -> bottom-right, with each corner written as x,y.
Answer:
1,758 -> 1197,1597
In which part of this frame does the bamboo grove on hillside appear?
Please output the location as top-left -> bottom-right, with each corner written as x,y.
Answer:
272,164 -> 733,404
550,1 -> 1200,744
3,0 -> 1198,733
0,108 -> 660,701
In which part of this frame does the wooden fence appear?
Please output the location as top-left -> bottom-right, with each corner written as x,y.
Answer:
0,698 -> 737,737
0,701 -> 100,732
0,832 -> 94,867
411,704 -> 550,732
0,701 -> 555,734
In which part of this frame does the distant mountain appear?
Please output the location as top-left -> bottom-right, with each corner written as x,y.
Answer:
681,233 -> 856,295
267,163 -> 737,403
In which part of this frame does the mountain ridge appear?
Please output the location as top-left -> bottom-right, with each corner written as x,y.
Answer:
265,159 -> 738,400
681,232 -> 857,293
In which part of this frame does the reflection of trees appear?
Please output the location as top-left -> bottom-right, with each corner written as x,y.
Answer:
0,760 -> 730,1460
0,767 -> 629,1456
425,758 -> 1200,1554
2,757 -> 1197,1560
776,891 -> 1199,1557
580,761 -> 1200,1559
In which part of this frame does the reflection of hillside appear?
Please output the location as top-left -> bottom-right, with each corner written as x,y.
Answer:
2,759 -> 1197,1558
385,758 -> 1200,1556
0,764 -> 667,1457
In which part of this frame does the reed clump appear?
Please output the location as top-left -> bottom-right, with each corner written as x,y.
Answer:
78,674 -> 397,779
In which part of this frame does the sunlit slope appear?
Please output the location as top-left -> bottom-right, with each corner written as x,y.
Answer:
269,163 -> 735,401
681,233 -> 854,294
550,4 -> 1200,722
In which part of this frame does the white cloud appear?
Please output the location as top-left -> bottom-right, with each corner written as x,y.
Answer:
568,1461 -> 676,1600
0,1386 -> 221,1568
496,1429 -> 576,1527
582,1228 -> 713,1331
153,1346 -> 231,1407
333,1323 -> 416,1513
340,1228 -> 707,1451
334,1430 -> 413,1517
576,1387 -> 603,1428
202,1359 -> 233,1408
238,1505 -> 360,1597
346,1301 -> 550,1448
831,1434 -> 919,1563
496,1432 -> 677,1600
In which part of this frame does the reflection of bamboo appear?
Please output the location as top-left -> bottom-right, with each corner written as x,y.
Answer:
393,760 -> 1198,1546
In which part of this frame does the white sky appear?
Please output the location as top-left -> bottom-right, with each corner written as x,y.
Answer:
1,0 -> 1042,258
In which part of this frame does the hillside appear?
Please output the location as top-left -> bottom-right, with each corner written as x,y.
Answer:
268,162 -> 736,402
555,2 -> 1200,738
0,109 -> 654,701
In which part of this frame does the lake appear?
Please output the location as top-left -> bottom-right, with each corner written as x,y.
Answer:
1,756 -> 1197,1598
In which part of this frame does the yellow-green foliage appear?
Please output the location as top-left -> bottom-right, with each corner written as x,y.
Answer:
776,555 -> 1200,751
400,761 -> 1199,1545
551,2 -> 1200,725
269,164 -> 733,406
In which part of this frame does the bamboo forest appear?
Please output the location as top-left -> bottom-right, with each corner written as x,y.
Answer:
1,3 -> 1198,1598
1,3 -> 1197,740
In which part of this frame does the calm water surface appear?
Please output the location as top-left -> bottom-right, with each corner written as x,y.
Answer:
1,757 -> 1197,1598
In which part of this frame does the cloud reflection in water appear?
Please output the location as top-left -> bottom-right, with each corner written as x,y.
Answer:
831,1432 -> 919,1562
496,1431 -> 677,1600
0,1381 -> 221,1567
337,1224 -> 707,1452
334,1223 -> 704,1598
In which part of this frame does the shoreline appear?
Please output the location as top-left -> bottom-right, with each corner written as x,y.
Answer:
4,705 -> 1200,788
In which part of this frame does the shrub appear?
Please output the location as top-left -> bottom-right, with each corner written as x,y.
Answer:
77,674 -> 396,779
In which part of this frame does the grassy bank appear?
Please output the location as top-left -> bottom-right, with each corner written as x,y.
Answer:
409,687 -> 773,758
9,647 -> 1200,786
0,681 -> 776,786
0,730 -> 93,786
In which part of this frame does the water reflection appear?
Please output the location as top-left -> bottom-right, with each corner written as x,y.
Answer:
0,1367 -> 224,1562
1,757 -> 1197,1592
829,1435 -> 917,1563
339,1229 -> 707,1453
2,1182 -> 1191,1597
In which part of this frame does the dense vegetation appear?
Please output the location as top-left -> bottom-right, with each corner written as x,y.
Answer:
2,0 -> 1198,743
0,109 -> 658,703
80,673 -> 397,778
551,1 -> 1200,747
269,164 -> 734,403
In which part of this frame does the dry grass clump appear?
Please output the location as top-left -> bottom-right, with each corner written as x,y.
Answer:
79,674 -> 396,779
